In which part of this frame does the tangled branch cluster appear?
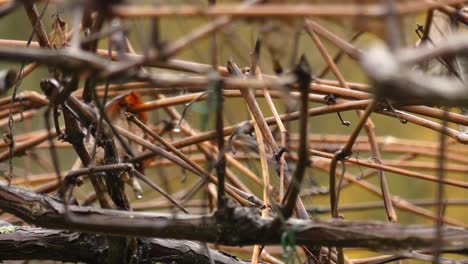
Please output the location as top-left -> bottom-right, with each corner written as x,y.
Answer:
0,0 -> 466,263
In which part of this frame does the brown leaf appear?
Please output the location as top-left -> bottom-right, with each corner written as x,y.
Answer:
49,14 -> 68,49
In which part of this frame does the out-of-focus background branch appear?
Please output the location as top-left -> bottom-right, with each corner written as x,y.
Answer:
0,0 -> 466,263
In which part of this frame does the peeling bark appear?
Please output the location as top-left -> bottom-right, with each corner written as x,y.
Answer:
0,226 -> 255,264
0,183 -> 466,253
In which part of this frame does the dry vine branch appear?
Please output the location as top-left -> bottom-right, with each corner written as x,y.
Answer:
0,183 -> 466,253
0,0 -> 466,264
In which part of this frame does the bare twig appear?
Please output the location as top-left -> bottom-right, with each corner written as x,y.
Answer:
281,56 -> 311,219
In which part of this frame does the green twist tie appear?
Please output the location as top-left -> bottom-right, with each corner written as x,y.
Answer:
281,223 -> 299,263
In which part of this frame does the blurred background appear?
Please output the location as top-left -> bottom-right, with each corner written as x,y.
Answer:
0,1 -> 466,263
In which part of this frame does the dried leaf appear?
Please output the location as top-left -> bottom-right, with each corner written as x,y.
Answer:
49,14 -> 68,49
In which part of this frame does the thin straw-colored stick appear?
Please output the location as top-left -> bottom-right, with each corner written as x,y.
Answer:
256,66 -> 288,199
311,149 -> 468,189
306,26 -> 396,222
110,1 -> 468,18
250,67 -> 271,264
312,161 -> 467,227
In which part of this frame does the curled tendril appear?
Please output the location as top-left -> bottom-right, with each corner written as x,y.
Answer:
385,99 -> 407,124
174,92 -> 207,133
324,94 -> 351,126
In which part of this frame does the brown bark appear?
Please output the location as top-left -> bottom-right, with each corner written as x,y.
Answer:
0,183 -> 466,253
0,226 -> 255,264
